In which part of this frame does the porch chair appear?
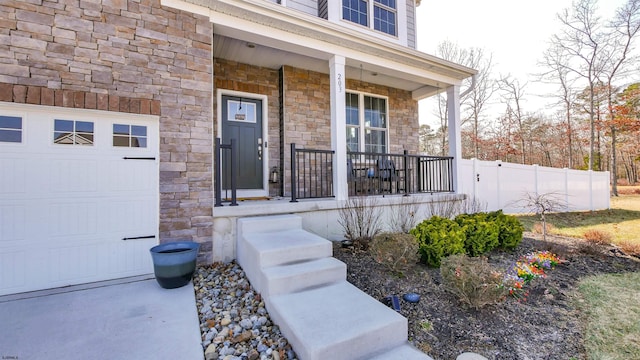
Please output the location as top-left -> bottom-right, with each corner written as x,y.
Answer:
376,158 -> 397,193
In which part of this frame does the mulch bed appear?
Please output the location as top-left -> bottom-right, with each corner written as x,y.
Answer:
332,233 -> 640,360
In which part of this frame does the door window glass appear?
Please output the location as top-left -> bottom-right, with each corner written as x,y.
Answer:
227,100 -> 256,123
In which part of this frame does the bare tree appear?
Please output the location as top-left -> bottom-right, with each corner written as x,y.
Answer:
551,0 -> 606,170
539,43 -> 578,168
435,41 -> 496,159
499,75 -> 528,164
598,0 -> 640,196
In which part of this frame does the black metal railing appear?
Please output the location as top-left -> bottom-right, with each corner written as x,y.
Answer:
346,151 -> 454,196
290,143 -> 335,202
214,137 -> 238,207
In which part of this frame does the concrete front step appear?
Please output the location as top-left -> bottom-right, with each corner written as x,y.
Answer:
237,214 -> 303,235
368,344 -> 434,360
238,228 -> 332,295
267,281 -> 408,360
261,257 -> 346,297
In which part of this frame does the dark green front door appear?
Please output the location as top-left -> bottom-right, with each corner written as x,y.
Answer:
221,95 -> 263,190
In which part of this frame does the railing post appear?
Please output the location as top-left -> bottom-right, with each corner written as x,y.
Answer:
230,138 -> 238,206
214,138 -> 223,207
403,150 -> 409,196
290,143 -> 298,203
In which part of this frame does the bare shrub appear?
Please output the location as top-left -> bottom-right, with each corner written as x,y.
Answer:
370,232 -> 419,275
388,196 -> 419,233
425,195 -> 486,220
338,196 -> 383,250
618,241 -> 640,256
577,241 -> 606,257
440,254 -> 508,309
532,222 -> 556,235
457,196 -> 487,215
425,194 -> 461,219
583,229 -> 612,245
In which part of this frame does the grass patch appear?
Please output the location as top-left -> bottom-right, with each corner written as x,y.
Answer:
518,194 -> 640,245
577,272 -> 640,359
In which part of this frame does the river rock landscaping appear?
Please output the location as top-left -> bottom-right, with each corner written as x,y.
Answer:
193,263 -> 297,360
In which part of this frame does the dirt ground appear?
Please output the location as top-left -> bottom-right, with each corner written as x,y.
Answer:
332,233 -> 640,360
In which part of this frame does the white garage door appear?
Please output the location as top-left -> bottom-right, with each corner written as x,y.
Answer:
0,103 -> 159,296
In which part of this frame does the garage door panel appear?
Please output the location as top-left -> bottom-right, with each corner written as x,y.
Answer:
50,159 -> 99,193
48,242 -> 100,283
48,201 -> 98,238
0,250 -> 26,290
104,198 -> 157,237
0,204 -> 26,242
0,104 -> 159,296
0,157 -> 26,194
107,159 -> 157,192
106,239 -> 155,276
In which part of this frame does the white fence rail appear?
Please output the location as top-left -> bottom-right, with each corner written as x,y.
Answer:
459,159 -> 611,214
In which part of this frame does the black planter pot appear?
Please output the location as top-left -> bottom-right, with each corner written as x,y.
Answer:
149,241 -> 200,289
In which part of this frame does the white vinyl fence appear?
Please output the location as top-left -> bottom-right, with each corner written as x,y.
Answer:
459,159 -> 611,214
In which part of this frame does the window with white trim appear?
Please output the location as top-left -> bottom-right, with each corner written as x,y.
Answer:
342,0 -> 397,36
346,92 -> 388,153
0,115 -> 22,143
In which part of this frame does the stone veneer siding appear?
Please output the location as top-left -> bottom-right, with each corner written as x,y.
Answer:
0,0 -> 215,263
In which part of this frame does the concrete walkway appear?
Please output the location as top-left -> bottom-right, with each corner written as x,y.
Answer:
0,276 -> 203,360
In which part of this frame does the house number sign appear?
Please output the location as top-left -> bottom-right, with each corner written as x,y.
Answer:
337,73 -> 343,93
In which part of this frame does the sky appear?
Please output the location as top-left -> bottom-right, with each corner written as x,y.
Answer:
414,0 -> 629,126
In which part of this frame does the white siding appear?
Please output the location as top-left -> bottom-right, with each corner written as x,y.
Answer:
406,0 -> 416,49
287,0 -> 318,16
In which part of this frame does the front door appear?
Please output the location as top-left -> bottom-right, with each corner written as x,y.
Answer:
221,95 -> 264,193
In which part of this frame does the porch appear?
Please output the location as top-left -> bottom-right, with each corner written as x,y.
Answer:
215,141 -> 455,205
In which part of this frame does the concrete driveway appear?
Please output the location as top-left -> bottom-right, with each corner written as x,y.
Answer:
0,276 -> 203,360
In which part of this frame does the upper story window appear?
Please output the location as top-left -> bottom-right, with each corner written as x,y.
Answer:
0,115 -> 22,143
342,0 -> 397,36
373,0 -> 396,36
346,92 -> 388,154
54,119 -> 94,145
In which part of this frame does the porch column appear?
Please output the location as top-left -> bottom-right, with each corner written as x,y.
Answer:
447,85 -> 462,192
330,55 -> 348,201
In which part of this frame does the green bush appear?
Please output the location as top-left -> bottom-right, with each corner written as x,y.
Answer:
410,216 -> 465,267
455,213 -> 500,256
487,210 -> 524,250
369,232 -> 420,275
440,254 -> 508,309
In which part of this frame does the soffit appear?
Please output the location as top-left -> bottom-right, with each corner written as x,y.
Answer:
182,0 -> 474,94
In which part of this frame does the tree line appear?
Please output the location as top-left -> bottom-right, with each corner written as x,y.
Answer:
420,0 -> 640,195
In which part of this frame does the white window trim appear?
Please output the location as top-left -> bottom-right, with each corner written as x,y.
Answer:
346,90 -> 389,154
371,0 -> 397,37
328,0 -> 407,46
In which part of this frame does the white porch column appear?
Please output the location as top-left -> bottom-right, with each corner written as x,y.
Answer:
447,85 -> 462,193
330,55 -> 347,201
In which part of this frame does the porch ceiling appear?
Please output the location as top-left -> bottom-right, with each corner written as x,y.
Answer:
169,0 -> 476,99
213,35 -> 435,94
